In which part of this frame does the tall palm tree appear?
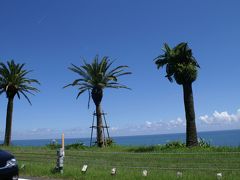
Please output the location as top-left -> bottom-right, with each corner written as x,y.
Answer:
65,55 -> 131,147
0,60 -> 40,146
155,42 -> 200,147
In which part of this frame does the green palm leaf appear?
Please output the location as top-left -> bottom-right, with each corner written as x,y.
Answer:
155,42 -> 200,84
65,55 -> 131,107
0,60 -> 40,104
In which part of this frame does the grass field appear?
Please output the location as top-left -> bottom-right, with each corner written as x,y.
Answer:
1,145 -> 240,180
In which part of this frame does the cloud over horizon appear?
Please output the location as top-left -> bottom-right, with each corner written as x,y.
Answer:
109,109 -> 240,136
200,109 -> 240,125
107,117 -> 186,136
1,109 -> 240,140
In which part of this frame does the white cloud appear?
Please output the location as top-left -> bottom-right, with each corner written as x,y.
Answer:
127,118 -> 185,134
168,118 -> 185,127
110,127 -> 119,132
143,118 -> 186,130
30,128 -> 56,134
102,119 -> 182,136
145,121 -> 153,128
8,127 -> 88,140
199,109 -> 240,125
145,120 -> 164,128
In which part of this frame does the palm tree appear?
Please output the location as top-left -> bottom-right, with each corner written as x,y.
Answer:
65,55 -> 131,147
154,42 -> 200,147
0,60 -> 40,146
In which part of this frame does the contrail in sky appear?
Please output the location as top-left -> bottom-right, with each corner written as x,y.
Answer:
37,15 -> 48,24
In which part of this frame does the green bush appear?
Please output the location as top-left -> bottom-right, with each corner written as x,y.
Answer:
46,140 -> 61,149
165,141 -> 185,148
65,142 -> 87,150
198,137 -> 211,147
106,138 -> 115,146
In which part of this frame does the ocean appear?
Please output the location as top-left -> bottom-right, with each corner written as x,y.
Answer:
1,129 -> 240,147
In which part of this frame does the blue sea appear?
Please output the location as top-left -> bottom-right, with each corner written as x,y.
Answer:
1,129 -> 240,147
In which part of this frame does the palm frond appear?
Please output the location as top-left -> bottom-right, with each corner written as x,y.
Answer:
65,55 -> 131,107
155,58 -> 168,69
0,60 -> 40,104
154,42 -> 200,84
106,81 -> 132,89
107,65 -> 129,76
76,89 -> 88,99
19,90 -> 32,105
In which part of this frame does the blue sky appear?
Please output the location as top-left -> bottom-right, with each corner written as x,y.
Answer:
0,0 -> 240,140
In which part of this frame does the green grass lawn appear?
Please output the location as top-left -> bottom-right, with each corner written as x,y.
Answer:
1,145 -> 240,180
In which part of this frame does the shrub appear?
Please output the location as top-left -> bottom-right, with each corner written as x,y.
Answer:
165,141 -> 185,148
198,137 -> 211,147
65,142 -> 87,150
106,138 -> 115,146
46,143 -> 61,150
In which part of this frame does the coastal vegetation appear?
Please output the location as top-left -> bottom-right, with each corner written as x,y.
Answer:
1,144 -> 240,179
155,43 -> 200,147
0,60 -> 40,146
64,56 -> 131,147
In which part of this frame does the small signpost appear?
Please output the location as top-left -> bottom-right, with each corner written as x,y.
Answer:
55,133 -> 65,174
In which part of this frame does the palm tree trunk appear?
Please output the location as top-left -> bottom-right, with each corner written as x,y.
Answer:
183,83 -> 198,147
96,104 -> 104,147
4,97 -> 14,146
92,87 -> 104,148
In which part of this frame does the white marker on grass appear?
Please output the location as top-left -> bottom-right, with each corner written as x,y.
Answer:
111,168 -> 116,175
82,165 -> 88,173
142,170 -> 148,176
216,173 -> 222,179
177,171 -> 183,178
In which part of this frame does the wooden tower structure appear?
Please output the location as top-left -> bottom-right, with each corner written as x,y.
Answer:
90,110 -> 110,146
